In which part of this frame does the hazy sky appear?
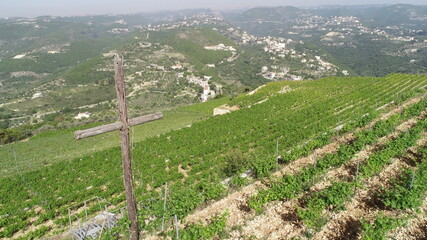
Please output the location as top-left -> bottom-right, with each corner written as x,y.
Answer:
1,0 -> 426,18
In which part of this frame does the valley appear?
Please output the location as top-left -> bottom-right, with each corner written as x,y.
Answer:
0,3 -> 427,240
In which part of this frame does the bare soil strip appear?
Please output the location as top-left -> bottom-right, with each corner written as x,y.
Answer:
238,199 -> 305,239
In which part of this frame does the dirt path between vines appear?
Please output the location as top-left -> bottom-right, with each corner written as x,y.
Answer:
237,198 -> 304,239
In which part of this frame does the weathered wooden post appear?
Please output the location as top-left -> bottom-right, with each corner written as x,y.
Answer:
114,55 -> 139,240
75,55 -> 163,239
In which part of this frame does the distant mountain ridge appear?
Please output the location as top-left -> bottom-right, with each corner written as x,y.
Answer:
232,4 -> 427,24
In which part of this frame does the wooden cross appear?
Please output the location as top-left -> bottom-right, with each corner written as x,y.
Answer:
74,55 -> 163,240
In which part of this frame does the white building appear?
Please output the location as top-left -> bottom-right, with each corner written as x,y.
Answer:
75,112 -> 91,120
171,64 -> 183,70
203,85 -> 210,96
261,66 -> 268,72
31,92 -> 43,99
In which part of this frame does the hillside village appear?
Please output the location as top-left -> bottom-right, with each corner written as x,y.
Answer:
133,14 -> 342,83
101,15 -> 343,105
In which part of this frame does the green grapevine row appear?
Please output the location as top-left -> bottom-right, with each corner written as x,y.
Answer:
248,98 -> 427,212
296,117 -> 427,232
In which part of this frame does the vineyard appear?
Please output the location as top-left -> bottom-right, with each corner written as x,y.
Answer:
1,74 -> 427,239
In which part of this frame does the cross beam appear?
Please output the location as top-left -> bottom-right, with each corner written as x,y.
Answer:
74,112 -> 163,139
74,55 -> 162,240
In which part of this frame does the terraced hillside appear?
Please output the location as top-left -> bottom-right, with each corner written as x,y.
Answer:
1,74 -> 427,239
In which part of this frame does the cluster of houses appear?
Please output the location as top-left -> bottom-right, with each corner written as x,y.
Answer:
204,43 -> 236,52
262,38 -> 287,55
291,14 -> 424,50
106,14 -> 224,34
186,75 -> 216,102
139,15 -> 223,32
232,30 -> 340,80
291,15 -> 362,32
